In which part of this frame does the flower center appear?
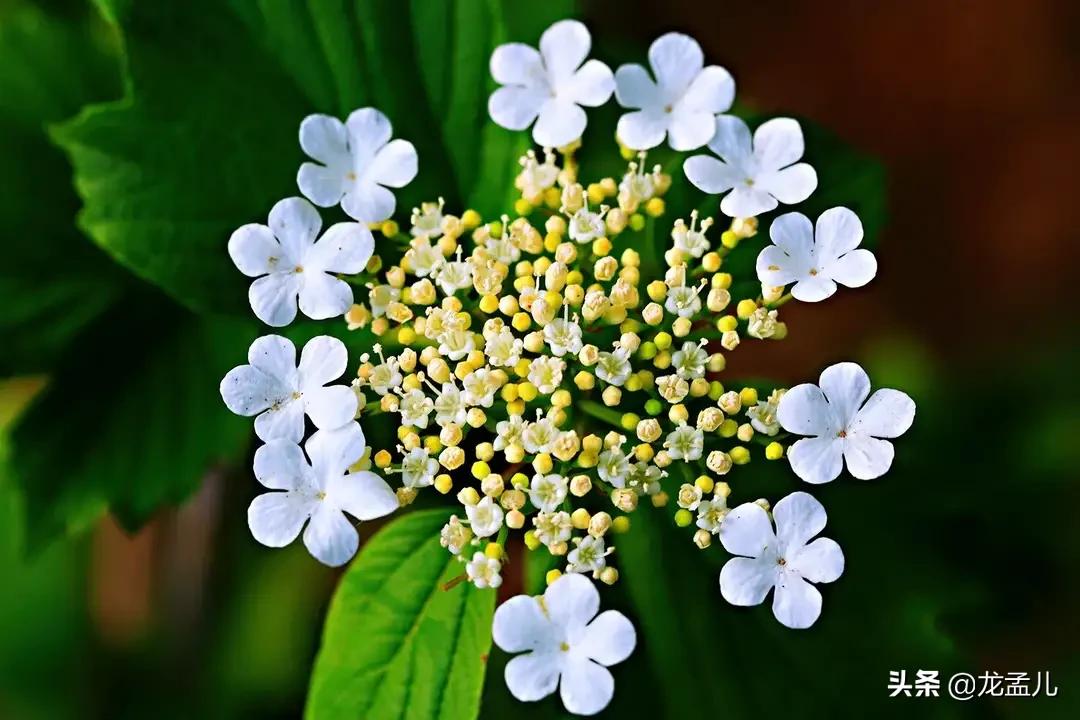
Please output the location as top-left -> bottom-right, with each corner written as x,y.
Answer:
837,430 -> 847,438
809,268 -> 819,276
346,171 -> 357,181
560,642 -> 570,652
294,265 -> 304,273
316,491 -> 327,501
744,178 -> 755,187
777,557 -> 787,566
663,104 -> 673,113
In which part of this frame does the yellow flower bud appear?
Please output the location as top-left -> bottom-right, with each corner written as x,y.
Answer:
571,508 -> 591,530
730,446 -> 751,465
765,442 -> 784,460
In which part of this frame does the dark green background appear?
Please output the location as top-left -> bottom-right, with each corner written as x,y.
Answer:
1,1 -> 1075,718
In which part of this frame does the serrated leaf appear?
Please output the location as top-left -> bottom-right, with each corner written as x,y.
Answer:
306,509 -> 495,720
9,296 -> 253,547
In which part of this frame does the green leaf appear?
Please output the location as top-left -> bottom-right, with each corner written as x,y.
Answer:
8,296 -> 253,547
0,0 -> 126,375
306,509 -> 495,720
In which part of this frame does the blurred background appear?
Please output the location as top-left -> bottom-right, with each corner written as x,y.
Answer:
0,0 -> 1076,718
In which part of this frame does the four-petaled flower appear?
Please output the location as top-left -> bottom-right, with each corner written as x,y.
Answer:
718,491 -> 844,629
297,108 -> 418,223
229,197 -> 373,327
615,32 -> 735,151
220,335 -> 358,443
756,208 -> 877,302
248,422 -> 398,567
778,362 -> 916,484
683,116 -> 817,218
488,19 -> 614,148
492,573 -> 636,715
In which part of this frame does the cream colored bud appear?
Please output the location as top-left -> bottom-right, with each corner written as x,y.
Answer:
642,302 -> 664,326
523,331 -> 545,353
440,446 -> 465,470
570,474 -> 592,497
672,317 -> 692,337
731,216 -> 758,239
737,423 -> 755,442
549,540 -> 569,556
761,284 -> 785,303
718,391 -> 742,415
481,474 -> 505,497
706,450 -> 733,475
545,215 -> 567,235
594,256 -> 618,281
396,487 -> 418,506
578,344 -> 599,366
555,242 -> 577,265
386,265 -> 406,288
653,450 -> 672,468
398,348 -> 417,372
618,332 -> 641,353
707,287 -> 731,312
466,408 -> 486,428
693,529 -> 713,549
456,487 -> 480,506
581,290 -> 610,322
602,386 -> 622,407
501,488 -> 526,511
506,509 -> 525,529
589,511 -> 612,538
697,407 -> 724,432
545,262 -> 568,292
440,423 -> 463,447
611,488 -> 638,512
636,418 -> 662,443
599,567 -> 619,585
721,329 -> 740,350
561,183 -> 584,214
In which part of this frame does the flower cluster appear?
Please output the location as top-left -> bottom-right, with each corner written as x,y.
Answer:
219,18 -> 915,717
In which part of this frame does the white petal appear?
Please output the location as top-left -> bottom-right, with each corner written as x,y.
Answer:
769,211 -> 814,258
681,65 -> 735,114
341,181 -> 396,223
248,492 -> 314,548
565,59 -> 614,107
249,273 -> 300,327
324,470 -> 398,521
851,389 -> 916,439
613,63 -> 659,109
504,651 -> 560,702
717,502 -> 775,558
306,222 -> 374,275
756,164 -> 817,205
220,365 -> 278,416
268,197 -> 322,262
720,186 -> 777,218
297,272 -> 353,320
843,436 -> 895,480
533,99 -> 586,149
578,611 -> 635,666
683,155 -> 739,194
814,206 -> 863,260
777,383 -> 835,436
787,436 -> 843,485
559,655 -> 614,716
490,42 -> 544,86
345,107 -> 392,161
303,504 -> 359,567
303,385 -> 358,431
366,139 -> 418,189
818,362 -> 871,428
647,32 -> 703,96
299,114 -> 349,166
755,245 -> 801,287
253,398 -> 305,444
247,334 -> 297,380
772,491 -> 827,557
616,109 -> 667,151
493,596 -> 556,653
792,537 -> 844,584
772,573 -> 822,629
706,115 -> 753,169
297,163 -> 347,208
753,117 -> 805,171
488,86 -> 544,131
719,555 -> 776,606
790,275 -> 837,303
306,423 -> 366,479
544,573 -> 599,635
297,335 -> 348,387
540,19 -> 591,83
229,224 -> 282,277
826,249 -> 877,288
253,440 -> 311,491
667,109 -> 716,152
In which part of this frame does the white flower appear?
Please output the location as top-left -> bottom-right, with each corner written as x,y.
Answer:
663,424 -> 704,461
229,197 -> 373,327
297,108 -> 418,223
696,497 -> 728,534
683,116 -> 817,218
492,573 -> 636,715
523,415 -> 559,454
595,348 -> 632,386
671,340 -> 707,379
533,510 -> 572,547
433,382 -> 468,427
463,368 -> 500,407
466,496 -> 505,538
756,208 -> 877,302
663,284 -> 702,318
440,515 -> 473,555
778,362 -> 915,484
528,357 -> 566,395
596,447 -> 631,488
405,237 -> 445,278
221,335 -> 358,443
411,198 -> 445,238
530,473 -> 569,513
485,326 -> 524,367
544,318 -> 583,357
401,447 -> 438,488
466,551 -> 503,589
718,491 -> 844,629
671,211 -> 713,258
567,536 -> 611,575
248,423 -> 398,567
494,414 -> 526,452
488,20 -> 614,148
747,391 -> 784,436
614,32 -> 735,151
567,204 -> 608,244
398,388 -> 434,429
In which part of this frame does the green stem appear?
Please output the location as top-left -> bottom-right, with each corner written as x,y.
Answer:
578,399 -> 624,429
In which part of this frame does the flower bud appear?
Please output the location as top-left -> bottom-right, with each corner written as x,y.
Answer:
506,509 -> 525,529
501,488 -> 526,510
697,407 -> 724,432
636,418 -> 662,443
693,529 -> 713,549
594,256 -> 618,281
611,488 -> 638,512
718,390 -> 742,414
481,474 -> 505,497
707,287 -> 731,312
721,329 -> 740,351
570,474 -> 592,497
706,450 -> 733,475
